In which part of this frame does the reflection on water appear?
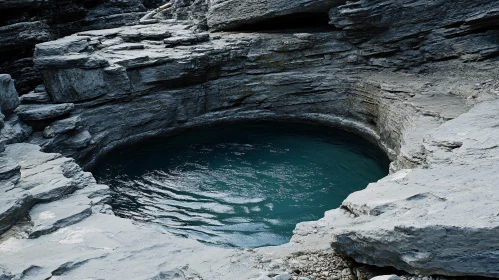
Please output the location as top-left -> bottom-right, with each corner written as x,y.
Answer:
93,122 -> 389,248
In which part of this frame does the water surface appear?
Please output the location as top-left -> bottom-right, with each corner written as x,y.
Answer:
93,122 -> 389,248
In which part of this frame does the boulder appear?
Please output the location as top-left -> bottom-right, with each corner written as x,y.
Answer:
0,115 -> 33,145
43,116 -> 82,138
0,74 -> 20,115
19,91 -> 51,104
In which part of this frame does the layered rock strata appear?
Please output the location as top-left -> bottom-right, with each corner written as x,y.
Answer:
0,0 -> 166,93
0,0 -> 498,279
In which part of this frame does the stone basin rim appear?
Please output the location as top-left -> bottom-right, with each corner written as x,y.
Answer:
84,114 -> 394,254
86,112 -> 395,172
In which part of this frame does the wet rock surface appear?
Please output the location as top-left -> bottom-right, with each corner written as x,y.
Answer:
0,0 -> 499,279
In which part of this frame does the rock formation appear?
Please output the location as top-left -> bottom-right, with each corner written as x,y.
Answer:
0,0 -> 167,93
1,0 -> 499,279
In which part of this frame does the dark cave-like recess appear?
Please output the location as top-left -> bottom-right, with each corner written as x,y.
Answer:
233,12 -> 336,32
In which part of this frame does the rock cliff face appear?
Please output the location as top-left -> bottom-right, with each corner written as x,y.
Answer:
0,0 -> 499,279
0,0 -> 167,93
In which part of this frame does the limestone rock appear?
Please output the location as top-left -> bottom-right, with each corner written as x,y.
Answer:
370,276 -> 401,280
0,109 -> 4,131
294,100 -> 499,277
0,0 -> 149,93
34,36 -> 90,57
43,116 -> 82,138
206,0 -> 340,30
164,33 -> 210,48
273,273 -> 290,280
0,143 -> 98,234
15,104 -> 74,121
0,74 -> 20,115
0,21 -> 52,53
119,26 -> 172,42
28,193 -> 93,238
0,115 -> 33,145
19,91 -> 51,104
0,157 -> 20,183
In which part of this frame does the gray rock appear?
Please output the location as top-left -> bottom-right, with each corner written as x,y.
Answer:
40,65 -> 129,103
15,104 -> 74,121
34,84 -> 46,93
273,274 -> 290,280
0,0 -> 38,9
0,157 -> 20,183
34,36 -> 90,57
107,43 -> 145,51
0,115 -> 33,145
0,75 -> 20,115
0,0 -> 149,93
206,0 -> 339,30
0,109 -> 4,130
43,116 -> 82,139
0,21 -> 52,53
34,54 -> 109,70
0,143 -> 97,235
164,34 -> 210,48
69,130 -> 92,150
19,91 -> 51,104
370,276 -> 401,280
295,100 -> 499,277
119,26 -> 172,42
28,193 -> 93,238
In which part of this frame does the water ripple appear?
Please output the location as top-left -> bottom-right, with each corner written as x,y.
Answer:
94,122 -> 389,248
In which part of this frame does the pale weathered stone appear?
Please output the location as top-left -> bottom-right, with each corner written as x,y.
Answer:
15,104 -> 74,121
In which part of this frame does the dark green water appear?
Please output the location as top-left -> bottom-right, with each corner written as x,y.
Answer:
93,122 -> 389,248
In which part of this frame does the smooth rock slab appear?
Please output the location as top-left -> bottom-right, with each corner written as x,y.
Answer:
0,143 -> 97,234
28,193 -> 93,238
0,213 -> 260,280
15,104 -> 74,121
19,91 -> 51,104
34,36 -> 90,57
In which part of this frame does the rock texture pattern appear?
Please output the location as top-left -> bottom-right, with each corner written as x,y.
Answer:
0,0 -> 165,93
0,0 -> 499,279
293,100 -> 499,277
